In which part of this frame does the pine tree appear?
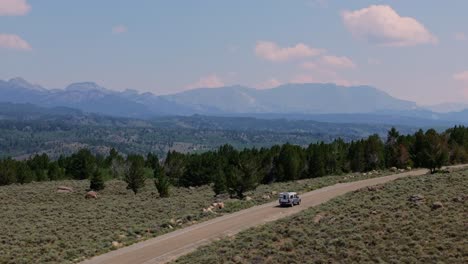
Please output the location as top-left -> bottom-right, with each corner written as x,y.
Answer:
0,159 -> 18,185
385,127 -> 400,168
124,157 -> 146,194
181,153 -> 214,187
364,134 -> 385,171
154,163 -> 170,198
164,151 -> 186,186
226,150 -> 261,199
35,170 -> 47,182
420,129 -> 449,173
307,144 -> 326,178
90,169 -> 105,191
47,162 -> 64,181
273,144 -> 305,182
66,149 -> 96,180
110,158 -> 126,179
412,129 -> 426,168
212,169 -> 227,195
146,152 -> 160,170
349,140 -> 366,172
16,163 -> 34,184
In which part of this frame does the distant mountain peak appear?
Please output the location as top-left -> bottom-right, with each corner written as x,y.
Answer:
65,82 -> 109,93
8,77 -> 46,91
0,78 -> 435,119
9,77 -> 30,84
162,82 -> 417,114
121,89 -> 140,96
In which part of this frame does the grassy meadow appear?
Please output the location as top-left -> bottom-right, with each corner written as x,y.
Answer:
0,170 -> 392,263
175,169 -> 468,264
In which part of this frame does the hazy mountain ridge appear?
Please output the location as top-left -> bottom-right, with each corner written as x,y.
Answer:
161,83 -> 417,114
0,78 -> 416,115
423,102 -> 468,113
1,78 -> 468,125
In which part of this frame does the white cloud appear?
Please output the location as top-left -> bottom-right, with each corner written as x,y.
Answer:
112,25 -> 128,34
0,0 -> 30,16
455,32 -> 467,41
342,5 -> 437,47
186,74 -> 224,89
301,55 -> 356,71
293,60 -> 360,86
321,55 -> 356,69
301,62 -> 319,71
291,74 -> 354,86
255,41 -> 324,62
256,78 -> 282,89
0,34 -> 31,51
453,71 -> 468,82
290,74 -> 317,84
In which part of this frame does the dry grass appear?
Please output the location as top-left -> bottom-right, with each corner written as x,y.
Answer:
0,170 -> 392,263
175,170 -> 468,264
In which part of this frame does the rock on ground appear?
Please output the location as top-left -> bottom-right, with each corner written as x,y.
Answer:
57,186 -> 73,193
111,241 -> 123,248
408,194 -> 425,203
367,185 -> 384,191
313,213 -> 326,224
431,201 -> 443,210
452,194 -> 466,202
85,191 -> 98,199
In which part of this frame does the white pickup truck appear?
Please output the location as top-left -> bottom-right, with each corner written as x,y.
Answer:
279,192 -> 301,207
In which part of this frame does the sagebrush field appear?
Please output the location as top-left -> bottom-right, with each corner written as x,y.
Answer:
175,169 -> 468,264
0,171 -> 389,264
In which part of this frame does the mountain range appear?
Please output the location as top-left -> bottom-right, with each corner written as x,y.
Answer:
1,77 -> 467,126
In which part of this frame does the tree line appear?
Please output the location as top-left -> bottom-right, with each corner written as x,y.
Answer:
1,126 -> 467,198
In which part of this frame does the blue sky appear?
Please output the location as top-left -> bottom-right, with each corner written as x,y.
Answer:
1,0 -> 468,105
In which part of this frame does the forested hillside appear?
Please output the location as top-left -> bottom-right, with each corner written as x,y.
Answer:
0,103 -> 419,159
2,126 -> 466,199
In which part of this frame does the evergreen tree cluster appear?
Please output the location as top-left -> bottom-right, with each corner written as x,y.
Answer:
1,126 -> 466,197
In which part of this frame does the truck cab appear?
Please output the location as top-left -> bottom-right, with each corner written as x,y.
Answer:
279,192 -> 301,207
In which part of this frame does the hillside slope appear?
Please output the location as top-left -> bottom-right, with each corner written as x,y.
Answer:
175,170 -> 468,263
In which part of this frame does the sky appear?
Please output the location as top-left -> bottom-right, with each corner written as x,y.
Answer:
1,0 -> 468,105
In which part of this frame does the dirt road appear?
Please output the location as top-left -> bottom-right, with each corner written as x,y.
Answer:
81,167 -> 463,264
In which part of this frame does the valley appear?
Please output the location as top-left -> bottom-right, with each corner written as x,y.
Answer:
0,102 -> 419,159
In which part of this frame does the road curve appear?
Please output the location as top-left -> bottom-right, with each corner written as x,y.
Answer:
81,166 -> 464,264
